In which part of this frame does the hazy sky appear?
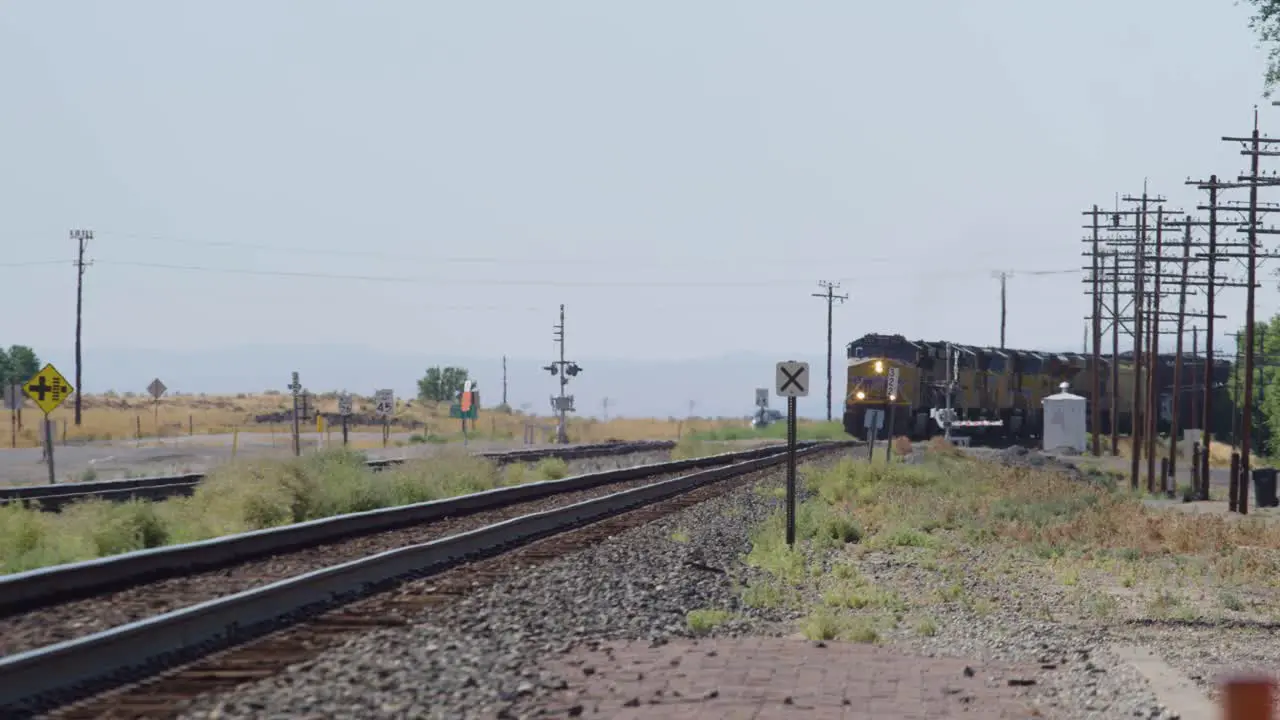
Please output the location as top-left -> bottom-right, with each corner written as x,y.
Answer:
2,1 -> 1277,370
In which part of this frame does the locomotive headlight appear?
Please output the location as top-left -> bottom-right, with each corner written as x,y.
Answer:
856,391 -> 866,400
889,394 -> 896,401
874,361 -> 884,374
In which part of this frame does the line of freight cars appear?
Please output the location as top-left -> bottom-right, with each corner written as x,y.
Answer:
842,333 -> 1235,445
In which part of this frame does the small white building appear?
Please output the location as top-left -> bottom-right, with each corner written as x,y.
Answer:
1042,382 -> 1087,453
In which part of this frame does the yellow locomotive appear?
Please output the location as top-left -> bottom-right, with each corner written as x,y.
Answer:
843,333 -> 1231,444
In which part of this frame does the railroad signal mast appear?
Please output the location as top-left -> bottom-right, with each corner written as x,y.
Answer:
542,304 -> 582,444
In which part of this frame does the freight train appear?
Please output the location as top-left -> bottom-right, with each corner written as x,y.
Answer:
843,333 -> 1235,445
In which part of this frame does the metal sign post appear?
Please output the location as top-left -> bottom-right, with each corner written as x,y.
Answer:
775,360 -> 810,547
4,384 -> 20,449
147,378 -> 167,433
885,368 -> 900,462
864,408 -> 883,460
374,389 -> 394,448
23,363 -> 74,484
338,392 -> 353,447
288,372 -> 302,457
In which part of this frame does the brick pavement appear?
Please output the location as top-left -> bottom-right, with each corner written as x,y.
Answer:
526,636 -> 1047,719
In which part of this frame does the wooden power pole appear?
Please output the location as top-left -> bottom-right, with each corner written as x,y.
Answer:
71,229 -> 93,426
812,281 -> 848,422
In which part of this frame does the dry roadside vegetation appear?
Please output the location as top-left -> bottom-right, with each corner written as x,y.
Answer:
0,434 -> 781,575
734,439 -> 1280,651
1105,435 -> 1254,469
0,448 -> 582,575
0,393 -> 836,450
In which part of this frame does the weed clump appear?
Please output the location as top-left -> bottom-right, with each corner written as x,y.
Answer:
0,447 -> 526,575
686,608 -> 732,634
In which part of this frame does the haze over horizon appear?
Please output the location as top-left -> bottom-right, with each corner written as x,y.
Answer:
4,2 -> 1279,417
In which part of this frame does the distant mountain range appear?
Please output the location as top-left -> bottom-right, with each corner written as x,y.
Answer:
36,344 -> 838,420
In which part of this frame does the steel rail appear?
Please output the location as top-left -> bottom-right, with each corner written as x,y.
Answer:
0,440 -> 682,511
0,442 -> 837,715
0,442 -> 808,614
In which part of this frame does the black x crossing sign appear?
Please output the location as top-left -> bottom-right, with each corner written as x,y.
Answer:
775,361 -> 810,398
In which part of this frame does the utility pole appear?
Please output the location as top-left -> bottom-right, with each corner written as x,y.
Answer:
993,271 -> 1010,349
1146,207 -> 1169,493
1167,219 -> 1192,489
1110,251 -> 1121,456
1083,206 -> 1103,456
811,281 -> 848,422
1191,326 -> 1200,441
542,305 -> 582,444
71,229 -> 93,426
1119,186 -> 1163,490
502,355 -> 508,408
602,397 -> 610,421
1221,108 -> 1280,514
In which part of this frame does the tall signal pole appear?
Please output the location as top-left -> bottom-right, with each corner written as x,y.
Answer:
71,229 -> 93,426
542,305 -> 583,444
811,281 -> 848,422
555,306 -> 567,443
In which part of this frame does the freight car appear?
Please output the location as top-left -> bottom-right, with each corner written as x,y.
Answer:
843,333 -> 1234,445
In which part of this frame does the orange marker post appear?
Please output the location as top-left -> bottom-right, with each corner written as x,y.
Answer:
1223,674 -> 1274,720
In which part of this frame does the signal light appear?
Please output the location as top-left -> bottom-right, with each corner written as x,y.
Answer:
543,364 -> 557,375
566,363 -> 581,376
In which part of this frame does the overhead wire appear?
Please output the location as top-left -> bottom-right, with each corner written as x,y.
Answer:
92,230 -> 1044,267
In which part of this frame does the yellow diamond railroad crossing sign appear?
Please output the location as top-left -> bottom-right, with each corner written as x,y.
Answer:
23,363 -> 75,415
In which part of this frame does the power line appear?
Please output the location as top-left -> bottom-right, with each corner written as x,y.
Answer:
62,259 -> 1080,288
0,260 -> 74,268
93,230 -> 1036,267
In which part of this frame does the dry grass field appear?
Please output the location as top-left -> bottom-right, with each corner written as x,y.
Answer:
0,392 -> 823,450
735,441 -> 1280,659
1103,435 -> 1259,468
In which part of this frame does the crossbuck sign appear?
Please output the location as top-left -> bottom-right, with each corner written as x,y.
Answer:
775,361 -> 810,398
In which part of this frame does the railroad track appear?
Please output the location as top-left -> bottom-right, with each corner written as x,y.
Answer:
0,439 -> 679,511
0,440 -> 844,718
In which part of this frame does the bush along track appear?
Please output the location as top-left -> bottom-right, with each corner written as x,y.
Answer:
0,447 -> 679,576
